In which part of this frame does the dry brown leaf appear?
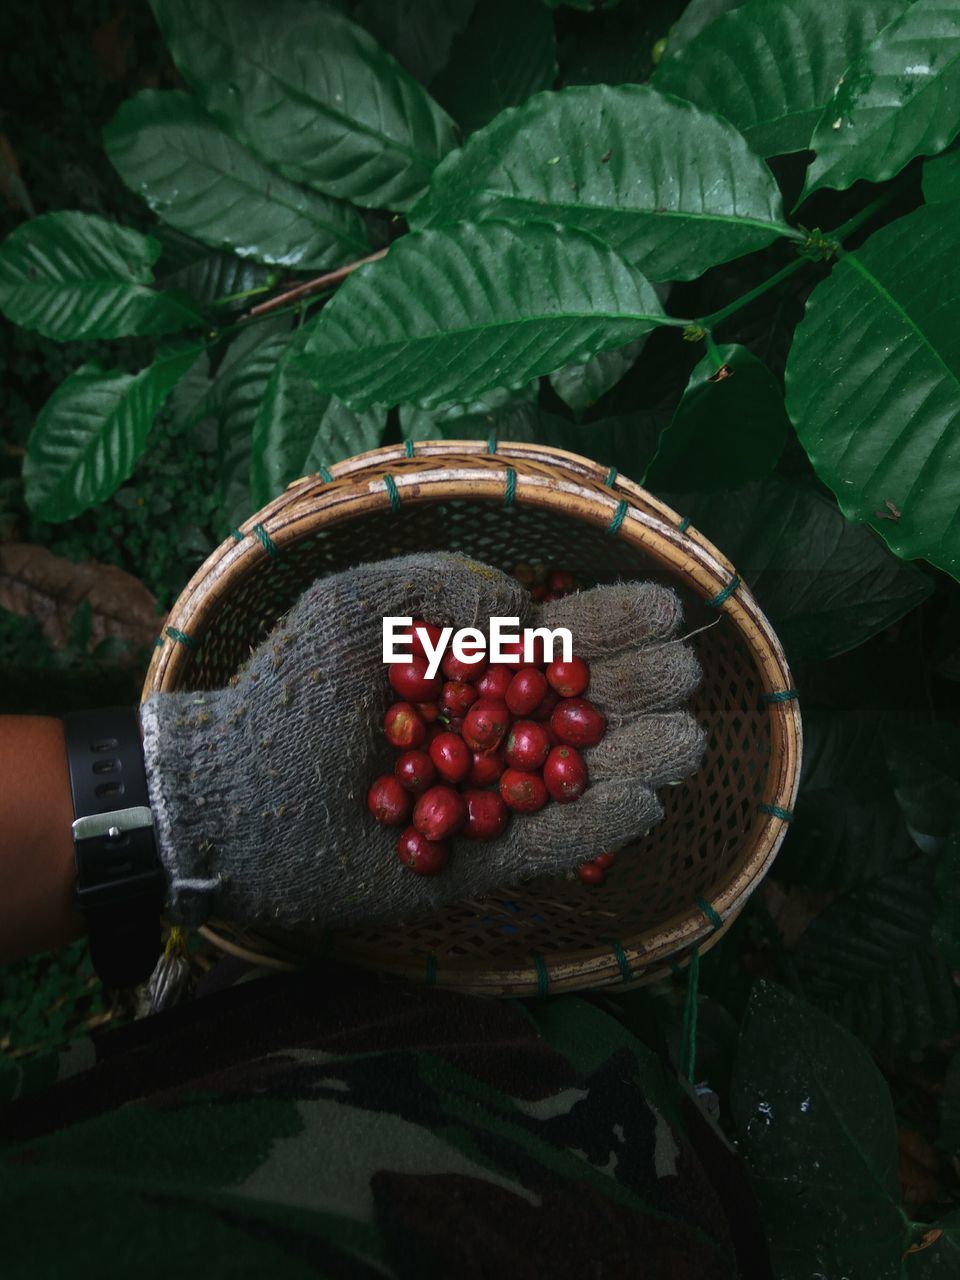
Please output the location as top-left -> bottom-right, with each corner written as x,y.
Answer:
762,879 -> 839,949
92,8 -> 133,83
897,1124 -> 946,1208
0,132 -> 34,216
0,543 -> 164,659
903,1228 -> 944,1258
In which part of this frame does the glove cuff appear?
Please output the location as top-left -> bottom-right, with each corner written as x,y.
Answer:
140,690 -> 227,927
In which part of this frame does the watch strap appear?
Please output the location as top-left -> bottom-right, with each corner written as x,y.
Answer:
63,707 -> 164,988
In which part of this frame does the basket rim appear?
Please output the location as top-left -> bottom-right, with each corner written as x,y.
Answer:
145,442 -> 802,996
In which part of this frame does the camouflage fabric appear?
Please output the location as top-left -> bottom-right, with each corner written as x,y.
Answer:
0,961 -> 770,1279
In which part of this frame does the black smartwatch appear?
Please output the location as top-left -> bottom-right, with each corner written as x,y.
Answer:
62,707 -> 164,988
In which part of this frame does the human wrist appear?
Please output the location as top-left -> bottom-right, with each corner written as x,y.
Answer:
0,715 -> 86,961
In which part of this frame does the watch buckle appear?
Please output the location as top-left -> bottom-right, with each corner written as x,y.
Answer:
72,805 -> 154,842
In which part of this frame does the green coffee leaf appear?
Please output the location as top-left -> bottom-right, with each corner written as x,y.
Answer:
399,382 -> 539,440
22,346 -> 200,522
0,211 -> 202,341
402,399 -> 665,483
793,860 -> 958,1055
804,0 -> 960,197
645,344 -> 787,491
104,91 -> 369,270
934,834 -> 960,970
205,330 -> 291,527
658,476 -> 932,662
664,0 -> 743,56
942,1051 -> 960,1153
732,981 -> 904,1280
654,0 -> 909,157
158,247 -> 272,310
301,221 -> 666,410
413,85 -> 794,281
885,724 -> 960,841
355,0 -> 475,84
150,0 -> 457,210
549,339 -> 645,420
786,203 -> 960,580
251,326 -> 385,507
774,711 -> 918,889
923,146 -> 960,202
432,0 -> 557,134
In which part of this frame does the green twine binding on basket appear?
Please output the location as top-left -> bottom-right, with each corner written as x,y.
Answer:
230,528 -> 244,543
252,523 -> 278,557
164,625 -> 197,651
607,499 -> 628,536
758,802 -> 794,821
762,688 -> 798,704
318,465 -> 333,483
383,473 -> 401,512
531,951 -> 549,998
504,467 -> 517,507
680,897 -> 724,1084
404,439 -> 414,458
677,517 -> 691,534
610,939 -> 632,982
604,465 -> 618,487
706,575 -> 740,608
487,431 -> 497,455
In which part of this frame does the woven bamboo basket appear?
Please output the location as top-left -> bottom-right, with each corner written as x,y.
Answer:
143,441 -> 801,997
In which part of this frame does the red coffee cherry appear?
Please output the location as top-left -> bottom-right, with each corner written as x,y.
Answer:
577,863 -> 605,885
383,702 -> 426,749
546,656 -> 590,698
462,698 -> 511,752
397,826 -> 449,875
529,687 -> 560,723
367,775 -> 413,826
441,680 -> 478,718
408,619 -> 444,661
466,748 -> 506,786
389,656 -> 443,702
490,638 -> 524,667
429,731 -> 471,784
417,700 -> 442,723
499,768 -> 549,813
504,720 -> 551,772
592,852 -> 617,869
394,749 -> 436,796
493,635 -> 547,667
461,789 -> 510,840
476,665 -> 512,700
441,649 -> 489,683
543,745 -> 588,803
413,785 -> 468,841
551,698 -> 606,748
505,667 -> 549,717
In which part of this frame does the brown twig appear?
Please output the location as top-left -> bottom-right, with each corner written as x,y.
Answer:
245,248 -> 389,320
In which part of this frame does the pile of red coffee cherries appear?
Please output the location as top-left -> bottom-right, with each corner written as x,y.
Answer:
367,565 -> 618,885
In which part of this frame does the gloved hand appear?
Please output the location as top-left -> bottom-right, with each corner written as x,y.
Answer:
140,553 -> 705,931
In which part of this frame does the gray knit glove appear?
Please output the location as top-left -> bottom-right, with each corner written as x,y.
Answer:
140,553 -> 704,932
